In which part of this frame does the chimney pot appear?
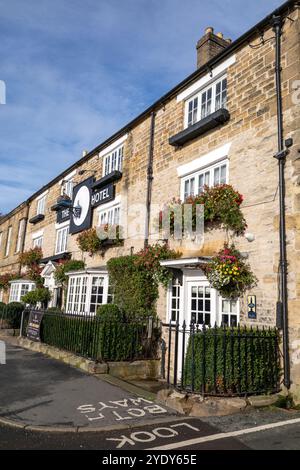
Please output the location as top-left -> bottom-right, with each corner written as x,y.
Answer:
196,27 -> 231,69
205,26 -> 214,34
82,150 -> 88,157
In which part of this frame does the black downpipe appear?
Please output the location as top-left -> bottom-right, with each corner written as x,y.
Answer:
144,111 -> 156,247
271,15 -> 290,389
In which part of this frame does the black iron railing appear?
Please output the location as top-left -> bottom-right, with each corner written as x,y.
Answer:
21,310 -> 160,362
162,321 -> 282,397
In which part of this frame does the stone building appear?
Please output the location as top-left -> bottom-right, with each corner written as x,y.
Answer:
0,0 -> 299,398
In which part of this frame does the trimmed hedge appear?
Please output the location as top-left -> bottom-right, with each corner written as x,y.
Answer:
183,326 -> 281,395
0,302 -> 24,329
40,312 -> 160,362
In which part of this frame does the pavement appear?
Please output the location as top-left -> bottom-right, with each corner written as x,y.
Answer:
0,342 -> 177,431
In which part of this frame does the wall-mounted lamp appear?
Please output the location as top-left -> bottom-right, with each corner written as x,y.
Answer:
51,197 -> 82,218
78,169 -> 96,176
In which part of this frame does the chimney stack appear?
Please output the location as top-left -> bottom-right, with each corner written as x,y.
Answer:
196,27 -> 231,69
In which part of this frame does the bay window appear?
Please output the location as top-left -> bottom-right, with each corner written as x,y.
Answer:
66,272 -> 112,314
9,280 -> 35,303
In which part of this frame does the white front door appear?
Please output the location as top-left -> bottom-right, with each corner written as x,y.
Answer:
187,280 -> 217,327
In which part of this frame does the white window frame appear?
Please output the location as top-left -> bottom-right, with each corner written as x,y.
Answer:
5,226 -> 12,257
0,232 -> 3,253
167,271 -> 240,327
60,170 -> 76,199
33,236 -> 43,249
15,219 -> 26,254
9,281 -> 35,303
168,278 -> 182,323
55,225 -> 69,254
184,75 -> 227,129
36,192 -> 47,215
180,159 -> 228,200
97,196 -> 121,227
102,145 -> 124,177
32,230 -> 44,249
219,297 -> 240,327
66,272 -> 110,315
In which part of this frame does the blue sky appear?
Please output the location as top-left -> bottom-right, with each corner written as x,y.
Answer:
0,0 -> 284,213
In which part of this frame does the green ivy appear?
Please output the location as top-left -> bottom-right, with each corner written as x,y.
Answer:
107,243 -> 181,318
54,259 -> 85,286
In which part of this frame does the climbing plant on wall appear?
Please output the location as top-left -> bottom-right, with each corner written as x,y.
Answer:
107,243 -> 181,318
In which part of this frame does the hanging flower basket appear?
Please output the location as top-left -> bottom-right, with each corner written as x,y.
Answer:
203,244 -> 258,299
159,184 -> 247,237
77,225 -> 123,256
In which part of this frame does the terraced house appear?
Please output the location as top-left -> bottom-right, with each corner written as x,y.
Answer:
0,0 -> 300,399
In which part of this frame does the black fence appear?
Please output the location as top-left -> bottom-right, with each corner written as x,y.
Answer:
21,310 -> 161,362
162,321 -> 281,397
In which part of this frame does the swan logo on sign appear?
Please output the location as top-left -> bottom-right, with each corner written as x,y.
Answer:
69,177 -> 94,234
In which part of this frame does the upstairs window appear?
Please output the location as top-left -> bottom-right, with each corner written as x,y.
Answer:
5,226 -> 12,257
15,219 -> 26,254
36,194 -> 46,215
98,204 -> 120,226
185,76 -> 227,128
61,179 -> 73,199
32,235 -> 43,248
181,160 -> 228,200
55,226 -> 69,254
103,145 -> 123,176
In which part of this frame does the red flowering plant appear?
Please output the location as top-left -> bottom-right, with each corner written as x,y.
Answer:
77,225 -> 123,256
0,272 -> 19,291
203,244 -> 258,299
134,242 -> 181,288
19,247 -> 44,287
159,185 -> 247,237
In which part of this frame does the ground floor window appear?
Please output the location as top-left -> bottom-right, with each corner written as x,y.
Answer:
169,278 -> 181,322
220,298 -> 239,326
66,273 -> 111,314
9,281 -> 35,303
167,275 -> 240,327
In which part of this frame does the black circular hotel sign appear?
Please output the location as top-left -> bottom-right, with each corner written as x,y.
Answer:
69,177 -> 94,235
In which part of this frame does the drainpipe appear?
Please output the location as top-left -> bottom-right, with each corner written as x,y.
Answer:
144,111 -> 156,247
18,202 -> 30,276
271,15 -> 290,389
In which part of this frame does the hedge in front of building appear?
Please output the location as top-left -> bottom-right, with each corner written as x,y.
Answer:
40,307 -> 159,362
183,326 -> 281,395
0,302 -> 24,329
